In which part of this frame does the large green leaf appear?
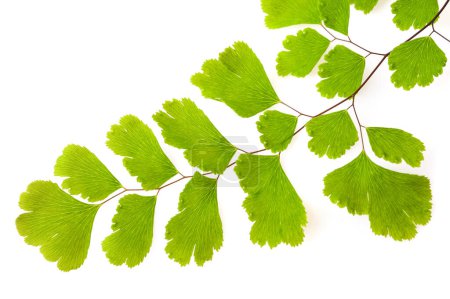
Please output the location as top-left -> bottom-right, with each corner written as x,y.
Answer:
392,0 -> 438,31
306,110 -> 359,159
277,28 -> 330,77
191,42 -> 280,117
235,154 -> 307,248
261,0 -> 321,29
107,115 -> 178,190
366,127 -> 425,167
320,0 -> 350,35
323,152 -> 432,240
54,144 -> 122,202
16,181 -> 100,271
317,45 -> 365,99
257,110 -> 298,152
389,37 -> 447,90
153,98 -> 236,174
165,172 -> 223,266
102,195 -> 157,268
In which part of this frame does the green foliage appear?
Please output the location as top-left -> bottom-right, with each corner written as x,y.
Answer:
389,37 -> 447,90
306,110 -> 359,159
324,152 -> 432,240
320,0 -> 350,35
107,115 -> 178,190
153,98 -> 236,174
235,154 -> 307,248
191,41 -> 280,117
102,195 -> 157,268
16,181 -> 99,271
350,0 -> 379,14
366,127 -> 425,167
392,0 -> 438,30
54,144 -> 122,202
277,28 -> 330,77
17,0 -> 449,271
257,110 -> 298,152
317,45 -> 365,99
165,172 -> 223,266
261,0 -> 321,29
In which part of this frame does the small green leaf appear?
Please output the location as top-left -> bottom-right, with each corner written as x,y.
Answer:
54,144 -> 122,202
191,41 -> 280,117
102,195 -> 157,268
320,0 -> 350,35
306,110 -> 358,159
350,0 -> 379,14
389,37 -> 447,90
391,0 -> 438,31
261,0 -> 321,29
257,110 -> 298,152
277,28 -> 330,77
235,154 -> 307,248
366,127 -> 425,167
317,45 -> 365,99
16,181 -> 100,271
165,172 -> 223,266
324,152 -> 432,240
107,115 -> 178,190
153,98 -> 236,174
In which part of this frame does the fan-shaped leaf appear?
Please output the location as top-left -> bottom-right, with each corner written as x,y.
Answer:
102,195 -> 157,268
16,181 -> 100,271
320,0 -> 350,35
392,0 -> 438,31
324,152 -> 432,240
107,115 -> 178,190
389,37 -> 447,90
153,98 -> 236,174
366,127 -> 425,167
54,145 -> 122,202
317,45 -> 365,98
235,154 -> 307,248
277,28 -> 330,77
165,172 -> 223,266
257,110 -> 298,152
261,0 -> 321,29
306,110 -> 359,159
350,0 -> 379,14
191,42 -> 280,117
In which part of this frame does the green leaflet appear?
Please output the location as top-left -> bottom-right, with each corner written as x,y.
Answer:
317,45 -> 365,99
153,98 -> 236,174
165,172 -> 223,266
16,181 -> 100,271
323,152 -> 432,240
107,115 -> 178,190
320,0 -> 350,35
102,195 -> 157,268
306,110 -> 359,159
277,28 -> 330,77
191,41 -> 280,117
389,37 -> 447,90
261,0 -> 321,29
366,127 -> 425,167
392,0 -> 438,31
350,0 -> 379,14
54,144 -> 122,202
235,154 -> 307,248
257,110 -> 298,153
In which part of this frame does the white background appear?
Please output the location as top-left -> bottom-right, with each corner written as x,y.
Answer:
1,1 -> 450,298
